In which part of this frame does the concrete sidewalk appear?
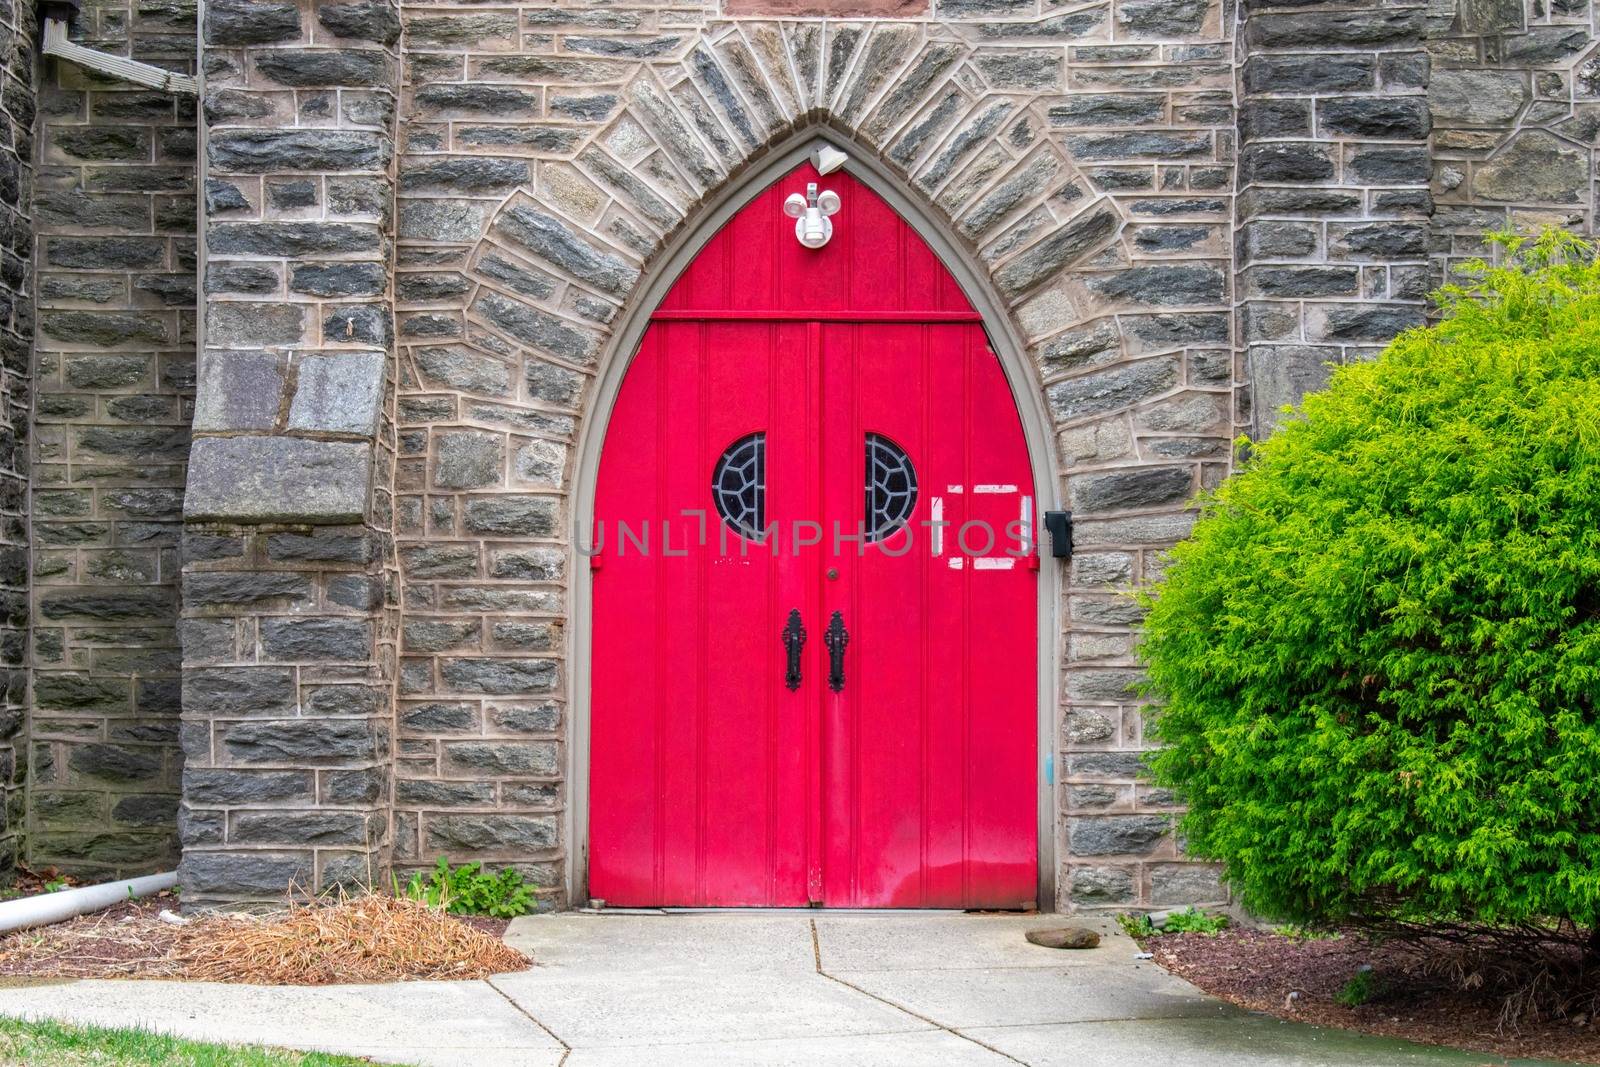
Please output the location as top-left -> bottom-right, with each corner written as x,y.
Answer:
0,912 -> 1564,1066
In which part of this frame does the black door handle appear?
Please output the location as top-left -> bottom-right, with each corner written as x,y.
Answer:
781,609 -> 805,691
824,611 -> 848,693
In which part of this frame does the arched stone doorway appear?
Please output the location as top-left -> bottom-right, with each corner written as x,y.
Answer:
579,141 -> 1053,908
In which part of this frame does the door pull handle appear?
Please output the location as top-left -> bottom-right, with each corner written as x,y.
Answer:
782,609 -> 806,691
824,611 -> 848,693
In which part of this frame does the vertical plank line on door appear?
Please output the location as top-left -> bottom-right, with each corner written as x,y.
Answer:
807,320 -> 823,905
919,324 -> 932,907
765,322 -> 780,903
696,321 -> 711,904
962,326 -> 975,909
850,322 -> 864,906
653,331 -> 670,901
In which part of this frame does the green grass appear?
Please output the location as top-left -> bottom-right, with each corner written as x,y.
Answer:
0,1016 -> 382,1066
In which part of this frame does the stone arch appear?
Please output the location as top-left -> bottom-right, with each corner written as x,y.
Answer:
392,14 -> 1237,909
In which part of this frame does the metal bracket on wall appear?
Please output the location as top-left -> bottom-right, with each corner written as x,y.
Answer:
1042,510 -> 1073,560
41,11 -> 199,95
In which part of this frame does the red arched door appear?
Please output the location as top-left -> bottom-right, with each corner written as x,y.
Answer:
589,163 -> 1037,908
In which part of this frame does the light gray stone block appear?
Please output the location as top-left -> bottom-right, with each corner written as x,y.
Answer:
288,351 -> 386,436
185,437 -> 373,524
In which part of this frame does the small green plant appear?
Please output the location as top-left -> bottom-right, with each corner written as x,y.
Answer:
1117,908 -> 1229,939
1273,924 -> 1341,943
1117,913 -> 1155,938
1160,907 -> 1230,935
1335,967 -> 1377,1007
397,857 -> 536,918
44,879 -> 68,893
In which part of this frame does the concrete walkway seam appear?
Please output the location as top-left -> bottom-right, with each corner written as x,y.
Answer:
808,917 -> 1030,1065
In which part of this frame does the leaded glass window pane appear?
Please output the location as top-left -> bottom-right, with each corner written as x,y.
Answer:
712,432 -> 765,541
865,433 -> 916,542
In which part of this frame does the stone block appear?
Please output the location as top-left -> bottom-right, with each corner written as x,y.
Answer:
253,50 -> 393,89
1069,864 -> 1137,904
442,740 -> 559,777
260,617 -> 373,662
435,431 -> 505,489
463,496 -> 558,537
424,814 -> 557,852
183,667 -> 297,716
182,573 -> 313,608
66,741 -> 162,785
223,720 -> 379,765
179,850 -> 312,897
266,532 -> 374,565
184,768 -> 315,805
1068,814 -> 1169,856
209,130 -> 389,174
1150,862 -> 1226,905
290,262 -> 387,298
206,0 -> 299,45
287,352 -> 386,436
439,657 -> 558,695
319,1 -> 401,45
1318,98 -> 1430,141
231,811 -> 372,846
1068,467 -> 1193,514
193,350 -> 284,433
1472,131 -> 1587,205
185,437 -> 372,524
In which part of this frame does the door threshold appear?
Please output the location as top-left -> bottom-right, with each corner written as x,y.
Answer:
573,907 -> 1025,916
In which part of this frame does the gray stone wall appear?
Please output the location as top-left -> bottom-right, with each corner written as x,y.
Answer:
5,0 -> 1586,906
177,0 -> 401,909
1427,0 -> 1596,274
388,0 -> 1240,910
1237,0 -> 1433,436
0,0 -> 35,878
29,0 -> 195,878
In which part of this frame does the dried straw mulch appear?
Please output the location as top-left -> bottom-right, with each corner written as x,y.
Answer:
0,892 -> 529,986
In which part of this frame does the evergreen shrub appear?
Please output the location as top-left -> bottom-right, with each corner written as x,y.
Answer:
1140,232 -> 1600,941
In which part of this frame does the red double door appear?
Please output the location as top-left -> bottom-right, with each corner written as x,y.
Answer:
589,165 -> 1037,908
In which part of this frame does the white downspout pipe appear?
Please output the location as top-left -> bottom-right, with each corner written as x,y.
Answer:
41,16 -> 198,95
0,871 -> 177,934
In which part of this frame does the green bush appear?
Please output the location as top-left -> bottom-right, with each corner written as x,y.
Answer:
1140,231 -> 1600,936
398,858 -> 537,918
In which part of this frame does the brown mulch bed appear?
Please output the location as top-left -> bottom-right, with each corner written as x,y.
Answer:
0,891 -> 527,985
1150,926 -> 1600,1065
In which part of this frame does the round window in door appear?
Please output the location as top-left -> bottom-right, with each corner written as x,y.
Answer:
711,432 -> 766,541
864,433 -> 916,542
